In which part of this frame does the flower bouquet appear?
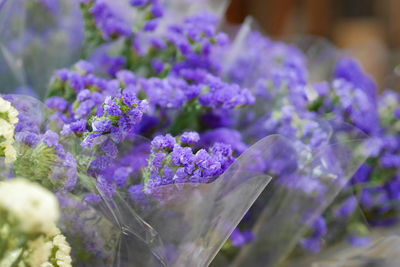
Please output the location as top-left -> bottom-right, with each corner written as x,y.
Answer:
0,0 -> 399,266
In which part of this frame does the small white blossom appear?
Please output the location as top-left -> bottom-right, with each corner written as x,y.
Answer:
0,179 -> 59,235
0,96 -> 18,163
26,236 -> 53,267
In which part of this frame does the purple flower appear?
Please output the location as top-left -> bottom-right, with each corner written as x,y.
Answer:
92,119 -> 112,133
90,155 -> 113,170
101,138 -> 118,158
300,237 -> 322,253
96,176 -> 115,199
83,193 -> 102,205
75,60 -> 94,75
70,119 -> 87,134
151,59 -> 164,74
45,97 -> 69,111
216,32 -> 229,46
104,97 -> 121,116
152,151 -> 166,171
334,196 -> 358,218
117,70 -> 136,86
55,69 -> 69,82
68,72 -> 84,92
151,134 -> 176,151
63,152 -> 78,191
179,131 -> 200,145
143,19 -> 158,31
128,184 -> 148,208
230,228 -> 254,247
43,130 -> 59,147
77,89 -> 92,102
347,236 -> 371,247
114,167 -> 131,188
130,0 -> 148,6
15,132 -> 40,146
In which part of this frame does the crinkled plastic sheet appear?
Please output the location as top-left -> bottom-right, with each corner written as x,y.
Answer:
0,0 -> 83,97
228,121 -> 371,267
84,134 -> 280,266
309,235 -> 400,267
1,95 -> 275,266
283,35 -> 341,83
223,17 -> 342,87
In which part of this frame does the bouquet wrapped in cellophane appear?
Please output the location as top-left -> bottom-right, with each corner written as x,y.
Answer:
1,0 -> 400,266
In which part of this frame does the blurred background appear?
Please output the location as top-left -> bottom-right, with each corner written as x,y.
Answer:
225,0 -> 400,90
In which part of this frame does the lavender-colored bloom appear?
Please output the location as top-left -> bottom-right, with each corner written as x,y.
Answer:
145,133 -> 234,189
116,70 -> 136,86
152,151 -> 167,171
104,97 -> 122,116
129,0 -> 148,6
179,131 -> 200,145
128,184 -> 148,208
88,1 -> 131,40
151,4 -> 163,18
68,72 -> 85,92
83,193 -> 102,205
300,237 -> 322,253
63,152 -> 78,191
75,99 -> 95,118
43,130 -> 59,147
14,132 -> 40,146
230,228 -> 254,247
77,89 -> 92,102
75,60 -> 94,75
216,32 -> 229,46
45,97 -> 69,112
347,236 -> 371,247
90,155 -> 113,170
81,133 -> 101,148
101,138 -> 118,158
97,176 -> 116,199
70,119 -> 87,134
143,19 -> 158,31
152,59 -> 164,74
55,68 -> 69,82
151,134 -> 176,151
380,153 -> 400,168
92,119 -> 112,133
114,167 -> 131,188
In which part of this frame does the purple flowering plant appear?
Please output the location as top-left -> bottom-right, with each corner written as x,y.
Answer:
1,0 -> 399,266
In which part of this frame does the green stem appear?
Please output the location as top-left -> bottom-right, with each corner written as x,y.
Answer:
168,99 -> 204,135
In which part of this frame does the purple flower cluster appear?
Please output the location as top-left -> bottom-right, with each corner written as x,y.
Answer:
144,132 -> 234,190
228,31 -> 307,89
300,216 -> 327,253
82,90 -> 149,148
81,0 -> 131,40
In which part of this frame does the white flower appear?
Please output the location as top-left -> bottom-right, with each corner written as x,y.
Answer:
52,234 -> 72,267
1,139 -> 17,164
0,96 -> 11,113
0,179 -> 59,235
0,96 -> 18,124
7,106 -> 19,125
0,118 -> 14,139
0,96 -> 18,163
26,236 -> 53,267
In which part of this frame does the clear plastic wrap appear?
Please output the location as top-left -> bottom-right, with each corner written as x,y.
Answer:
1,94 -> 278,266
230,122 -> 371,267
0,0 -> 83,97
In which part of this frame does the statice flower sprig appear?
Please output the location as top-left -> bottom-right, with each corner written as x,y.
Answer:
144,131 -> 234,191
82,88 -> 149,148
0,96 -> 19,163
